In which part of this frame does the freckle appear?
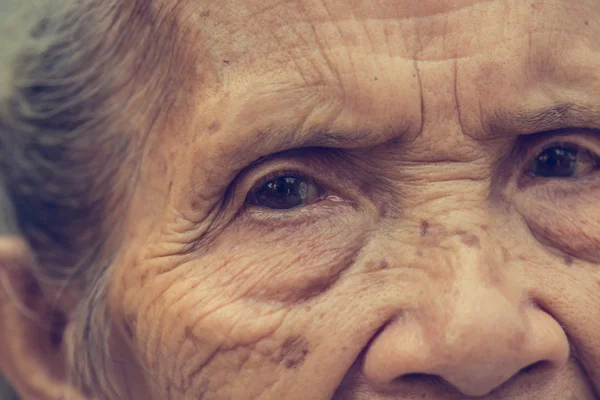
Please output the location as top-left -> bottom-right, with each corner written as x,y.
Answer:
196,378 -> 210,397
502,246 -> 510,263
200,10 -> 211,17
123,321 -> 135,340
584,20 -> 589,26
223,60 -> 230,65
420,219 -> 429,237
374,76 -> 378,81
208,121 -> 221,134
460,233 -> 481,249
563,255 -> 573,266
185,326 -> 204,347
510,331 -> 526,349
190,198 -> 202,210
416,248 -> 423,257
379,259 -> 389,269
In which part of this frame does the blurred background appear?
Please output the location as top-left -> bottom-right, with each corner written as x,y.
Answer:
0,0 -> 22,398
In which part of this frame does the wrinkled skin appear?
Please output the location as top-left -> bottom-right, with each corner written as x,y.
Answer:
100,0 -> 600,398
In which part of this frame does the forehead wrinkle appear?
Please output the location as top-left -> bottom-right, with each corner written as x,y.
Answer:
180,0 -> 600,170
182,0 -> 600,92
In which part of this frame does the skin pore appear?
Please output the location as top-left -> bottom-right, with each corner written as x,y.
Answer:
2,0 -> 600,399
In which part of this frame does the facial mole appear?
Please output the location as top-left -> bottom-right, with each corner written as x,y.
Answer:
379,259 -> 389,269
420,219 -> 429,237
460,233 -> 481,249
563,255 -> 574,266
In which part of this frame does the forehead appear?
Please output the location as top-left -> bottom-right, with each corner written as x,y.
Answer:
191,0 -> 599,65
164,0 -> 600,168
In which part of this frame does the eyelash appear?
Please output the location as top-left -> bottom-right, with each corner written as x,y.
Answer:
247,168 -> 317,194
523,138 -> 599,170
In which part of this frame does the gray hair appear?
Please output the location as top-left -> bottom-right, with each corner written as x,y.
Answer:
0,0 -> 195,397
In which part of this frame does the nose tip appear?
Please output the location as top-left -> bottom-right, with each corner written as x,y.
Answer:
362,287 -> 570,396
434,308 -> 569,396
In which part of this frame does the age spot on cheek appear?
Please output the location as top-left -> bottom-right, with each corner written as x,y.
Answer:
271,336 -> 310,369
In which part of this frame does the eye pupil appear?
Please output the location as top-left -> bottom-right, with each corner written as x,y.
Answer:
254,176 -> 316,209
532,146 -> 578,178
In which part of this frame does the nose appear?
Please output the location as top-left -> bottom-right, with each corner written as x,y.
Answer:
361,232 -> 570,397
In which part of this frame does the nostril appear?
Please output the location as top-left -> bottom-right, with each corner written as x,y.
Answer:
394,373 -> 459,394
395,373 -> 445,387
519,360 -> 550,375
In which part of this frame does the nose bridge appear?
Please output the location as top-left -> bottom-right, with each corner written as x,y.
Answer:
432,235 -> 524,359
419,215 -> 510,292
437,223 -> 528,337
423,226 -> 524,353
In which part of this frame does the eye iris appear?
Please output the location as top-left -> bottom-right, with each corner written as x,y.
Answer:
254,176 -> 312,209
532,146 -> 578,178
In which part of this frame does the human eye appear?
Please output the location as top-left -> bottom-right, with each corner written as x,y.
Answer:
245,169 -> 325,210
526,142 -> 599,179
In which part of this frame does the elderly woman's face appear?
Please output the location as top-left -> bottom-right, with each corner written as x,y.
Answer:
30,0 -> 600,398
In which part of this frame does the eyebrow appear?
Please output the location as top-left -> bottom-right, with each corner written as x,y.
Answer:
490,103 -> 600,136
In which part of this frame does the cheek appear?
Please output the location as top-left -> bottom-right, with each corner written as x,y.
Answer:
528,262 -> 600,393
111,214 -> 370,399
513,188 -> 600,390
